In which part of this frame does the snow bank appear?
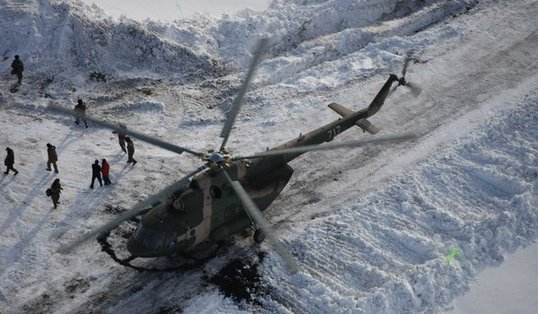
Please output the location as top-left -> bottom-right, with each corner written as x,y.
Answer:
0,0 -> 224,85
258,92 -> 538,313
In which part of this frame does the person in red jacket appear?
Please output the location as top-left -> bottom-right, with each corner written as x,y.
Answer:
101,159 -> 111,185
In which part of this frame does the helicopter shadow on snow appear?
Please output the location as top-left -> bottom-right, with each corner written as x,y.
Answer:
79,241 -> 269,312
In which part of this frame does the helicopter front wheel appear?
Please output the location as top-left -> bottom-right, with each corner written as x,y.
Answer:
254,228 -> 266,244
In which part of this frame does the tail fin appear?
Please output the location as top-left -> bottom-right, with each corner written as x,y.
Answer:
328,102 -> 380,134
366,74 -> 399,117
328,74 -> 400,134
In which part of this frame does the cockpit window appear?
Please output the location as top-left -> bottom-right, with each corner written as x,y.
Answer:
134,226 -> 167,250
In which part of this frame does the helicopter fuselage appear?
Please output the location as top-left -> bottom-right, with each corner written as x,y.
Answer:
127,74 -> 400,257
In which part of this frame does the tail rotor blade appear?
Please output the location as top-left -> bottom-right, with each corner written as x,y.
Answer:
223,171 -> 299,273
394,54 -> 422,97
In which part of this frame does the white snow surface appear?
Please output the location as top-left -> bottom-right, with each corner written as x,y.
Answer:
448,242 -> 538,314
83,0 -> 271,21
0,0 -> 537,313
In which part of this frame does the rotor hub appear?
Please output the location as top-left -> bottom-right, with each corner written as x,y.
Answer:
206,152 -> 232,171
207,152 -> 225,164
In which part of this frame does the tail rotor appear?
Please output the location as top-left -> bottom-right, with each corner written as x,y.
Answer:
390,54 -> 422,97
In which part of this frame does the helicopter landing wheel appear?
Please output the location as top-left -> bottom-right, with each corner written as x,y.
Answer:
254,228 -> 266,244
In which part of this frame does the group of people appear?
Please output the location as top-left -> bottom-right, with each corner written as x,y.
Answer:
90,159 -> 111,189
5,54 -> 140,209
4,114 -> 139,210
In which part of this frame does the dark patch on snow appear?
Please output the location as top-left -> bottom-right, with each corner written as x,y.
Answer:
157,305 -> 183,314
64,277 -> 91,297
209,251 -> 267,305
21,293 -> 54,314
102,204 -> 126,215
137,87 -> 153,95
89,72 -> 107,82
104,101 -> 165,115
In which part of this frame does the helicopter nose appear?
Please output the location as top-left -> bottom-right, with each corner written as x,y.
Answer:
127,237 -> 150,257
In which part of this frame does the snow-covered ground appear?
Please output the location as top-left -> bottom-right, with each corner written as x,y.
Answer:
83,0 -> 271,20
448,241 -> 538,314
0,0 -> 536,313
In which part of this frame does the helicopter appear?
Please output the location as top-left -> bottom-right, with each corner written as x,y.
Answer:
50,39 -> 419,273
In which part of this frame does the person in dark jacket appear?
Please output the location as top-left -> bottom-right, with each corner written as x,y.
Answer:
125,137 -> 137,165
90,159 -> 102,189
74,99 -> 88,128
112,123 -> 127,153
101,159 -> 111,185
49,178 -> 63,209
4,147 -> 19,175
11,55 -> 24,85
46,143 -> 59,173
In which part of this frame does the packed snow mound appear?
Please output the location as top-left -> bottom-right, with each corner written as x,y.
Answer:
0,0 -> 477,87
257,99 -> 538,313
148,0 -> 477,70
0,0 -> 224,84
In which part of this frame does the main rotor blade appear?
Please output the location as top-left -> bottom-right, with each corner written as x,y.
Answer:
58,166 -> 207,254
234,133 -> 416,160
223,171 -> 299,274
219,38 -> 269,152
47,103 -> 205,158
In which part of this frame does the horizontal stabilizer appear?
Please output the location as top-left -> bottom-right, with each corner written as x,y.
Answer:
355,118 -> 380,134
328,102 -> 380,134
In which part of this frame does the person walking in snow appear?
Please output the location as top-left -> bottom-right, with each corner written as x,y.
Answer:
112,123 -> 127,153
49,178 -> 63,209
90,159 -> 103,189
10,55 -> 24,86
46,143 -> 59,173
74,99 -> 88,128
101,159 -> 111,185
4,147 -> 19,175
125,137 -> 137,165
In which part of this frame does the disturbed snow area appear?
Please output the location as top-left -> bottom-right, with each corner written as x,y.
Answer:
0,0 -> 537,313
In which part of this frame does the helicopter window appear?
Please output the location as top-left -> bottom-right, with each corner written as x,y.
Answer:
209,186 -> 222,199
166,232 -> 177,248
173,198 -> 184,211
142,229 -> 167,249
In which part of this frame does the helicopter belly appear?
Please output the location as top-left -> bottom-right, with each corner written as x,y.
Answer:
247,164 -> 294,211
